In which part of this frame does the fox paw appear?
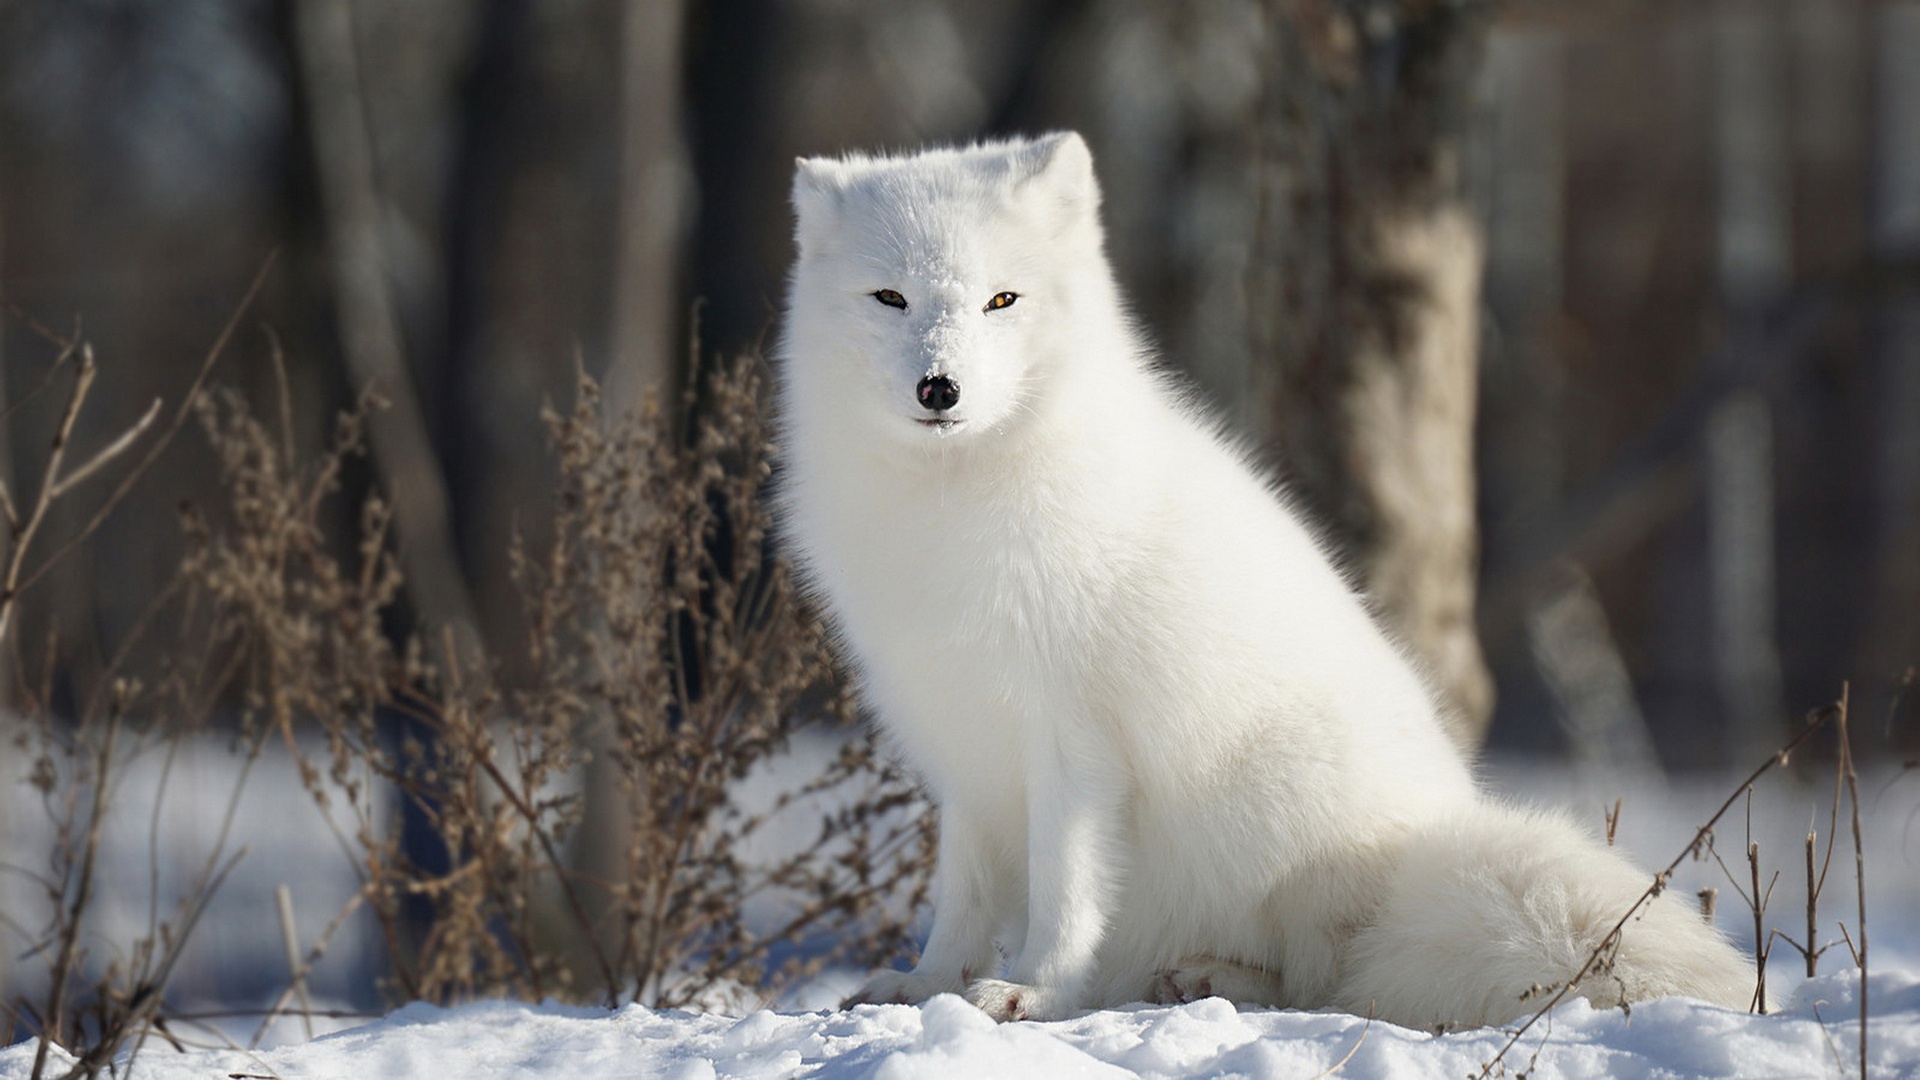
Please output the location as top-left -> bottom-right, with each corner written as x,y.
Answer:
963,979 -> 1073,1022
1151,958 -> 1284,1007
842,970 -> 964,1008
1151,968 -> 1215,1005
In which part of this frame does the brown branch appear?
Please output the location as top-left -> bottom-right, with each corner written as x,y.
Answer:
31,707 -> 122,1079
273,886 -> 314,1041
1806,828 -> 1819,977
54,848 -> 247,1080
0,340 -> 90,652
1309,1010 -> 1374,1080
48,396 -> 162,500
1474,708 -> 1835,1079
0,326 -> 82,427
1746,832 -> 1778,1013
12,253 -> 277,604
433,628 -> 622,1003
1839,686 -> 1867,1079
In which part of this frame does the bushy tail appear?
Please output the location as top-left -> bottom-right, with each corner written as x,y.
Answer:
1335,802 -> 1756,1030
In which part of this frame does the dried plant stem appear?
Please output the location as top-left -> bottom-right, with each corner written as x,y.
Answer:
1308,1012 -> 1373,1080
1,339 -> 86,651
473,727 -> 621,1001
183,1008 -> 381,1023
71,849 -> 246,1080
275,886 -> 315,1041
0,317 -> 81,426
48,396 -> 162,500
1765,715 -> 1848,981
251,890 -> 368,1049
1805,830 -> 1819,978
1475,710 -> 1833,1079
1839,686 -> 1866,1079
30,710 -> 121,1080
7,253 -> 274,611
1746,831 -> 1773,1013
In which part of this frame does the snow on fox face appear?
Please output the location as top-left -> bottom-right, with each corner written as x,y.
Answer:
785,133 -> 1102,442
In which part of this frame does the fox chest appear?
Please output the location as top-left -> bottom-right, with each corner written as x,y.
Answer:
810,491 -> 1109,707
823,498 -> 1098,658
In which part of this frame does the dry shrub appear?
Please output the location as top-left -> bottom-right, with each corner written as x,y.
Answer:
4,336 -> 932,1077
1,305 -> 276,1080
490,360 -> 932,1006
188,353 -> 932,1009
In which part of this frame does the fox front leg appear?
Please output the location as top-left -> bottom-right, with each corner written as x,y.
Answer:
845,807 -> 1007,1007
964,728 -> 1124,1022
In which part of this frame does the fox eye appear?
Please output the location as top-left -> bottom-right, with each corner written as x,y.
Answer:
873,289 -> 908,309
984,291 -> 1019,312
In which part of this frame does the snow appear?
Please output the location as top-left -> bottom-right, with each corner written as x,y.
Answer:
0,735 -> 383,1010
4,970 -> 1917,1079
6,746 -> 1918,1077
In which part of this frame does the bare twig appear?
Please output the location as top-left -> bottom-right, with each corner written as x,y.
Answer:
1774,730 -> 1850,979
31,706 -> 122,1080
0,315 -> 82,426
1839,686 -> 1867,1079
1474,709 -> 1834,1079
250,889 -> 368,1050
81,848 -> 249,1080
1810,1001 -> 1851,1078
10,253 -> 276,606
1745,831 -> 1778,1013
275,886 -> 315,1041
1837,921 -> 1862,967
1308,1011 -> 1374,1080
184,1008 -> 382,1022
263,326 -> 296,467
0,339 -> 89,651
48,396 -> 162,499
1806,827 -> 1820,977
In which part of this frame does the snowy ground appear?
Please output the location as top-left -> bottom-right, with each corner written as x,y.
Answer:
5,741 -> 1918,1078
4,969 -> 1916,1079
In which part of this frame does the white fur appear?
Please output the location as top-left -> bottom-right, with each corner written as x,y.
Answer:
775,132 -> 1754,1029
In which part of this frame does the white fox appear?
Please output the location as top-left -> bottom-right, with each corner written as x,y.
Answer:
774,132 -> 1754,1029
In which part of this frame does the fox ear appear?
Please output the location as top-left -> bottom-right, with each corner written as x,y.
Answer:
791,156 -> 846,251
792,156 -> 847,215
1013,131 -> 1100,217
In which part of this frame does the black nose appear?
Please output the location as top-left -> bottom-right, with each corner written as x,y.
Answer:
916,374 -> 960,412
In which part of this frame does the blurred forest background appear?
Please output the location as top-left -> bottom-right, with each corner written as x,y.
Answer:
3,0 -> 1918,769
2,0 -> 1920,1051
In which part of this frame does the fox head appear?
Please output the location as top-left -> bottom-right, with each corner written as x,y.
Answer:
782,132 -> 1108,445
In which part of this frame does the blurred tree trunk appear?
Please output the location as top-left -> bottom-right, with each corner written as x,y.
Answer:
1864,0 -> 1920,729
1708,0 -> 1789,762
685,0 -> 781,356
292,0 -> 482,655
1480,27 -> 1660,775
437,0 -> 534,658
1249,0 -> 1497,745
606,0 -> 689,415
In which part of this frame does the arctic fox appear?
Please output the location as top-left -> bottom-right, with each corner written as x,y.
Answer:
775,132 -> 1754,1029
